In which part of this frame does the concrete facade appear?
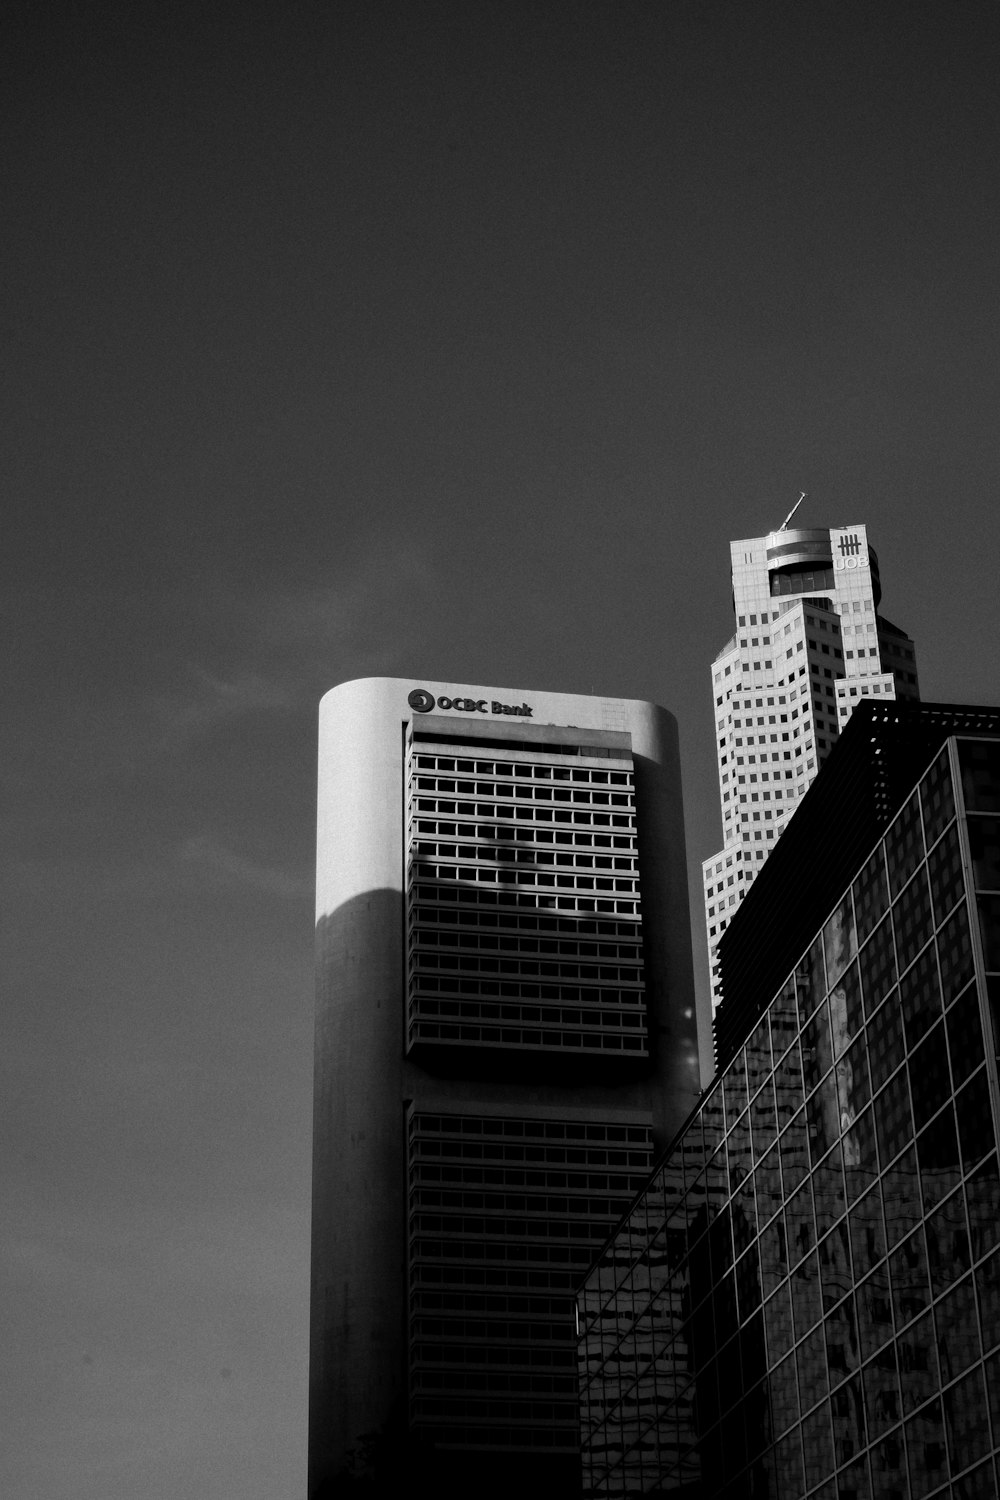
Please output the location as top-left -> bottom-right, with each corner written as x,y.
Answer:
309,678 -> 701,1496
702,524 -> 919,1020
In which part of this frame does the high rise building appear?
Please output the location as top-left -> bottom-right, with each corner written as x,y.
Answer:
309,678 -> 701,1497
702,523 -> 919,1013
579,701 -> 1000,1498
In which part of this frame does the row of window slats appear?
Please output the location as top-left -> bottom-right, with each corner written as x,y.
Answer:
404,745 -> 649,1055
578,740 -> 1000,1496
407,1112 -> 653,1451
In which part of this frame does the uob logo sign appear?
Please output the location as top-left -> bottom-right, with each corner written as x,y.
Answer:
834,532 -> 868,571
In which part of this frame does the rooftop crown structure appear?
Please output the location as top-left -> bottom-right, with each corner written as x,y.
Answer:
702,522 -> 919,1017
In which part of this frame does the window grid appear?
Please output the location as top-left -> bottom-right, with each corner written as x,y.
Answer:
579,741 -> 1000,1497
405,743 -> 649,1056
408,1111 -> 653,1453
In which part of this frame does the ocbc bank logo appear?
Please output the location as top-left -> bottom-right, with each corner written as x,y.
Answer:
407,688 -> 533,718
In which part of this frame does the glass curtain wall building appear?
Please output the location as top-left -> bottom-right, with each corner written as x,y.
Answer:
579,704 -> 1000,1499
702,523 -> 919,1017
310,679 -> 700,1498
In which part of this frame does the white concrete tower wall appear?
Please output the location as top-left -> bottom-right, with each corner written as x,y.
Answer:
701,525 -> 919,1015
310,676 -> 700,1494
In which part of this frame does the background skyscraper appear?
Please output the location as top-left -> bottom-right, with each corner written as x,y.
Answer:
702,522 -> 919,1016
310,678 -> 700,1496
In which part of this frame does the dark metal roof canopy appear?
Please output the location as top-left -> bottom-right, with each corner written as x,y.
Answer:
713,700 -> 1000,1070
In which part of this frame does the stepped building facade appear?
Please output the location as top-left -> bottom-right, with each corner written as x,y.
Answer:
702,523 -> 919,1013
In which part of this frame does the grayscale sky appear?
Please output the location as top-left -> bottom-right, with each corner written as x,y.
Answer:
4,3 -> 999,1496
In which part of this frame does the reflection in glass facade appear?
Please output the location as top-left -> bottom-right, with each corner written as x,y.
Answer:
579,738 -> 1000,1497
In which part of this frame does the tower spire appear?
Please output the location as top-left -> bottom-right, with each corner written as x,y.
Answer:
778,491 -> 807,530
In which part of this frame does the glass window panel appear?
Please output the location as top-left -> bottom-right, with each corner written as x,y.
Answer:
862,1344 -> 900,1438
927,818 -> 966,925
785,1177 -> 815,1271
830,1373 -> 865,1465
952,1457 -> 999,1500
881,1146 -> 922,1252
938,900 -> 974,1005
735,1240 -> 761,1322
920,744 -> 957,845
947,981 -> 986,1087
936,1270 -> 982,1378
970,814 -> 1000,892
849,1185 -> 886,1279
750,1078 -> 778,1161
978,893 -> 1000,971
855,845 -> 890,944
966,1153 -> 1000,1261
800,1397 -> 834,1491
819,1220 -> 852,1314
774,1049 -> 802,1134
724,1049 -> 748,1125
943,1364 -> 991,1471
856,1264 -> 893,1363
769,975 -> 798,1063
790,1250 -> 822,1341
764,1278 -> 794,1363
897,1308 -> 939,1413
956,1067 -> 995,1169
976,1245 -> 1000,1356
892,867 -> 933,974
829,961 -> 864,1061
812,1144 -> 846,1238
773,1424 -> 804,1499
874,1069 -> 913,1168
745,1014 -> 772,1099
904,1395 -> 946,1499
754,1142 -> 782,1226
730,1180 -> 756,1260
839,1032 -> 872,1121
868,1429 -> 906,1499
759,1210 -> 788,1297
806,1075 -> 841,1168
985,1346 -> 1000,1449
842,1105 -> 879,1205
795,938 -> 826,1026
916,1106 -> 961,1211
885,792 -> 925,897
801,998 -> 832,1096
836,1453 -> 871,1499
701,1083 -> 726,1158
865,992 -> 903,1093
727,1113 -> 753,1194
823,891 -> 857,989
889,1225 -> 929,1330
898,943 -> 942,1050
908,1018 -> 951,1132
858,916 -> 897,1019
796,1320 -> 829,1404
770,1348 -> 800,1436
778,1109 -> 810,1197
924,1188 -> 971,1297
825,1292 -> 860,1385
959,740 -> 1000,814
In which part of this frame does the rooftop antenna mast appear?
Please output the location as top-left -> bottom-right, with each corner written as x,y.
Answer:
778,491 -> 807,531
